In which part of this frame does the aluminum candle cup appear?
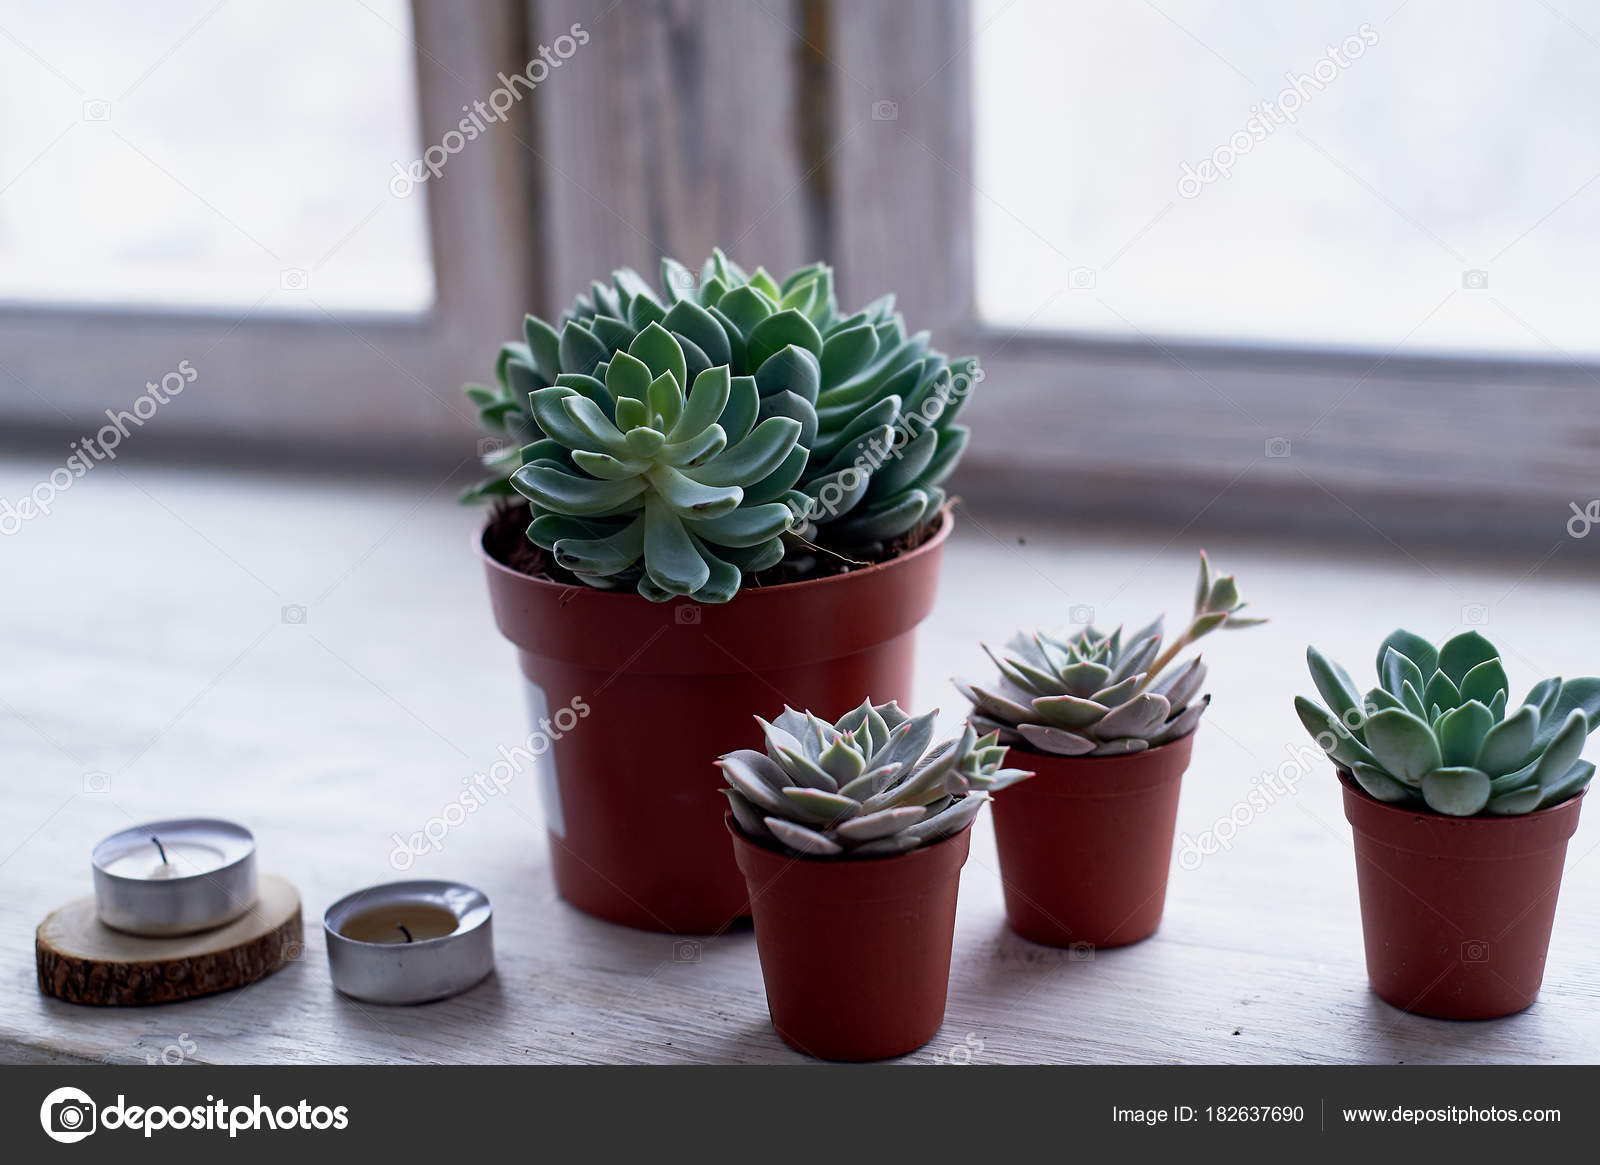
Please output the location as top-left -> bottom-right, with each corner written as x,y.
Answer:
91,819 -> 258,937
323,881 -> 494,1004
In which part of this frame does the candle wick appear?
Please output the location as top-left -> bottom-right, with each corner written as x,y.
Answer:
151,836 -> 169,865
397,924 -> 414,943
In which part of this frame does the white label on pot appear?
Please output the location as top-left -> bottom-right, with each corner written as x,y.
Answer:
522,679 -> 566,838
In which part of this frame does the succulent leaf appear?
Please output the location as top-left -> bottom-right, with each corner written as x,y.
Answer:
1477,704 -> 1539,776
1351,762 -> 1411,802
1532,710 -> 1589,789
1421,766 -> 1492,816
1421,670 -> 1461,717
1540,759 -> 1596,809
719,750 -> 789,815
1533,678 -> 1600,751
1364,708 -> 1443,785
1436,701 -> 1493,769
1017,724 -> 1096,756
1438,631 -> 1500,688
1295,696 -> 1379,770
1381,647 -> 1426,705
1375,629 -> 1439,678
1307,646 -> 1364,731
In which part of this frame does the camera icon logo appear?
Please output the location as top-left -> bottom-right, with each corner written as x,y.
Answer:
281,604 -> 308,625
1068,266 -> 1097,290
1461,604 -> 1490,626
82,99 -> 111,122
1265,437 -> 1292,458
1461,939 -> 1490,963
674,604 -> 702,625
40,1086 -> 97,1143
83,771 -> 112,794
672,939 -> 702,963
1067,941 -> 1096,962
477,437 -> 511,458
871,99 -> 899,121
933,1032 -> 985,1065
666,266 -> 698,292
280,268 -> 309,291
1461,269 -> 1489,290
1068,604 -> 1095,625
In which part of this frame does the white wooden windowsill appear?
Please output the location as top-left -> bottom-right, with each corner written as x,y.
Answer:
2,455 -> 1596,1064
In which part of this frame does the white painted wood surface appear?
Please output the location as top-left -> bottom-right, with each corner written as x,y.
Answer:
2,455 -> 1597,1064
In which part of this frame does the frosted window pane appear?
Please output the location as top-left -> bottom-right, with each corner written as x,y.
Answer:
0,0 -> 433,314
974,0 -> 1600,357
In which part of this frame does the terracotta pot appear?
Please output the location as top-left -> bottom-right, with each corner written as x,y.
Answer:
1339,772 -> 1584,1019
728,814 -> 971,1061
479,512 -> 952,934
990,731 -> 1196,949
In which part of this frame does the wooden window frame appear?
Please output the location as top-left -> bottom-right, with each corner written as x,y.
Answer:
0,1 -> 536,465
6,0 -> 1589,548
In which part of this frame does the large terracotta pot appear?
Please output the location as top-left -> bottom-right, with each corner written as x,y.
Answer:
1340,772 -> 1584,1019
990,731 -> 1196,949
728,814 -> 971,1061
479,512 -> 952,934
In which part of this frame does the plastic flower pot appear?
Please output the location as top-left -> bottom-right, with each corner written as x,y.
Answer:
479,511 -> 952,934
990,730 -> 1196,949
1339,771 -> 1585,1020
727,812 -> 971,1061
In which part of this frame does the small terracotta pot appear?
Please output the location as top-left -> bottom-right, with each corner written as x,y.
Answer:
728,814 -> 971,1061
1340,772 -> 1584,1020
990,731 -> 1196,949
479,512 -> 951,934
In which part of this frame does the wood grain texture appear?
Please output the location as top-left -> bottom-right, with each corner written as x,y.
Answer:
529,0 -> 817,303
953,331 -> 1600,550
1,455 -> 1597,1063
36,877 -> 303,1007
825,0 -> 974,331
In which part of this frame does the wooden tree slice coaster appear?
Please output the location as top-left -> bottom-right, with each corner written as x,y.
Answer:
36,874 -> 303,1006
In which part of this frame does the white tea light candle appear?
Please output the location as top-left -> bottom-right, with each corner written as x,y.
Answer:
99,838 -> 225,880
92,819 -> 257,937
323,881 -> 493,1004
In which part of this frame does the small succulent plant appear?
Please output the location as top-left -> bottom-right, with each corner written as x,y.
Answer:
465,248 -> 978,559
1296,630 -> 1599,816
955,552 -> 1264,755
719,700 -> 1032,857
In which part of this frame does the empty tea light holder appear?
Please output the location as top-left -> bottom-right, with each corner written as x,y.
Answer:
92,819 -> 258,937
323,880 -> 494,1004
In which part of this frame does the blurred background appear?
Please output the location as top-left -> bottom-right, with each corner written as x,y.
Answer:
4,0 -> 1600,1066
2,0 -> 1595,543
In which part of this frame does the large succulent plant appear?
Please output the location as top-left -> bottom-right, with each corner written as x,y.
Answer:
1296,630 -> 1599,816
509,327 -> 803,603
955,553 -> 1264,756
719,700 -> 1032,858
465,249 -> 977,554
